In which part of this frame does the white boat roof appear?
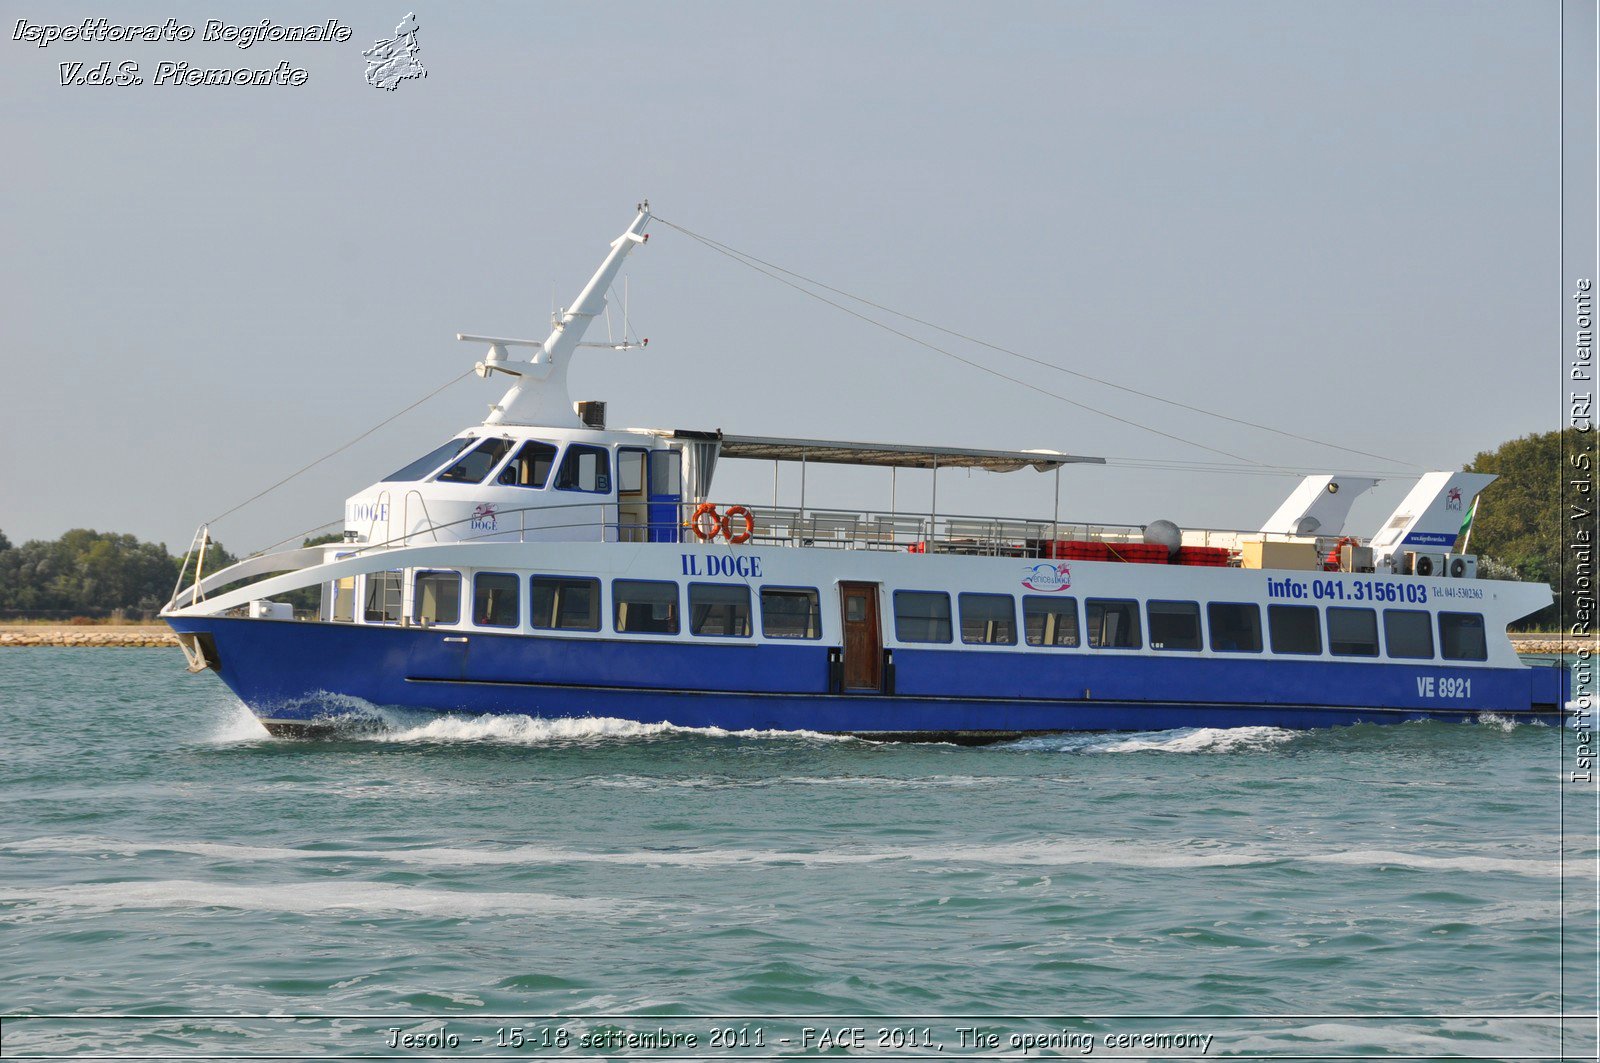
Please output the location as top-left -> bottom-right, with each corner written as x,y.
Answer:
650,430 -> 1104,472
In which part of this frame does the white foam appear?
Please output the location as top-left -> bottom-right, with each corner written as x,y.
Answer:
206,699 -> 270,744
1011,726 -> 1296,754
372,712 -> 855,745
0,879 -> 624,917
10,834 -> 1578,877
1303,849 -> 1572,878
589,774 -> 989,790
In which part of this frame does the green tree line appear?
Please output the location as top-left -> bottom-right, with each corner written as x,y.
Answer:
1463,426 -> 1590,631
0,529 -> 237,617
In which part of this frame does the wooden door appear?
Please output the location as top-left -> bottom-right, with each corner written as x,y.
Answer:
839,582 -> 882,692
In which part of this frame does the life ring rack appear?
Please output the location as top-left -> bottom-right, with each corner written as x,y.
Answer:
723,505 -> 754,545
684,503 -> 755,544
1324,535 -> 1361,571
687,502 -> 724,541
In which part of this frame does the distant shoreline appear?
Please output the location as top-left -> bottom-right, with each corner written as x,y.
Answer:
1,625 -> 1590,654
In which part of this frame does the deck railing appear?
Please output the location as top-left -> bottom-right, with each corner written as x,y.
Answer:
171,501 -> 1375,609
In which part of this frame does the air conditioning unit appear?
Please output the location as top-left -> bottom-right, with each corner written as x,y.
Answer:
1445,553 -> 1477,579
1401,551 -> 1448,577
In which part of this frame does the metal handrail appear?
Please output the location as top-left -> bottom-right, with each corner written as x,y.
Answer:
171,498 -> 1378,609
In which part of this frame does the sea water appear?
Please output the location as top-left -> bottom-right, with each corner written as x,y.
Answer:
1,649 -> 1595,1059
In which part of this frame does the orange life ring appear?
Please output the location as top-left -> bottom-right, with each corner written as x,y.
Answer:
723,505 -> 754,544
687,502 -> 724,541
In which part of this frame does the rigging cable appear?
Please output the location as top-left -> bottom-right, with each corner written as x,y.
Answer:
205,367 -> 476,529
654,217 -> 1415,469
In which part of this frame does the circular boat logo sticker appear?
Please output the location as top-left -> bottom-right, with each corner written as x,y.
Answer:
1022,562 -> 1071,592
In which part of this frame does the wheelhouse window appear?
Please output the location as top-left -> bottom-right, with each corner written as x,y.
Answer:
434,438 -> 513,484
1086,598 -> 1141,649
1023,596 -> 1079,647
496,441 -> 558,488
761,587 -> 821,639
1207,602 -> 1262,653
530,576 -> 600,631
1147,600 -> 1202,651
1383,609 -> 1434,659
959,593 -> 1016,645
363,571 -> 402,624
412,570 -> 461,626
555,444 -> 612,493
1268,604 -> 1321,655
473,572 -> 520,628
1439,612 -> 1488,661
894,591 -> 952,644
613,579 -> 679,634
689,584 -> 752,637
382,438 -> 474,482
1326,607 -> 1379,657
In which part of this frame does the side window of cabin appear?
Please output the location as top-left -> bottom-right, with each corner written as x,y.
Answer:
1326,607 -> 1379,657
894,591 -> 952,644
959,593 -> 1016,645
555,444 -> 612,493
1147,600 -> 1202,651
497,441 -> 558,488
1383,608 -> 1434,659
1207,602 -> 1262,653
613,579 -> 679,634
530,576 -> 600,631
1439,612 -> 1488,661
761,587 -> 821,639
1086,598 -> 1141,649
412,570 -> 461,626
689,584 -> 752,637
1268,604 -> 1321,655
434,438 -> 512,484
382,438 -> 474,482
473,572 -> 520,628
330,576 -> 356,623
363,571 -> 402,623
1023,596 -> 1079,647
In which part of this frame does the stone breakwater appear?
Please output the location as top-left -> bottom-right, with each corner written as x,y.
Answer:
1510,640 -> 1587,656
1,627 -> 178,647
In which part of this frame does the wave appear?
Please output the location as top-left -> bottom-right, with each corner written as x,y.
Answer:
589,774 -> 992,790
1301,849 -> 1571,877
207,699 -> 271,744
226,695 -> 853,746
0,879 -> 626,918
1008,726 -> 1296,754
8,835 -> 1577,877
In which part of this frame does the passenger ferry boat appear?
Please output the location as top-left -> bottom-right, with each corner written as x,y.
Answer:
162,205 -> 1569,738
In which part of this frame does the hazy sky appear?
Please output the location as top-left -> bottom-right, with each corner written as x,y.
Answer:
0,1 -> 1575,554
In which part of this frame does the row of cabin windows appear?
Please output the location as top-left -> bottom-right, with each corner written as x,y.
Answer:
381,438 -> 612,493
388,571 -> 824,640
890,592 -> 1489,661
350,574 -> 1488,661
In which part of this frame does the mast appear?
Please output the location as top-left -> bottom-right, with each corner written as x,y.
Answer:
460,202 -> 652,428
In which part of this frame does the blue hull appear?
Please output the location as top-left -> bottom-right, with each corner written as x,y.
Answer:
168,617 -> 1570,739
